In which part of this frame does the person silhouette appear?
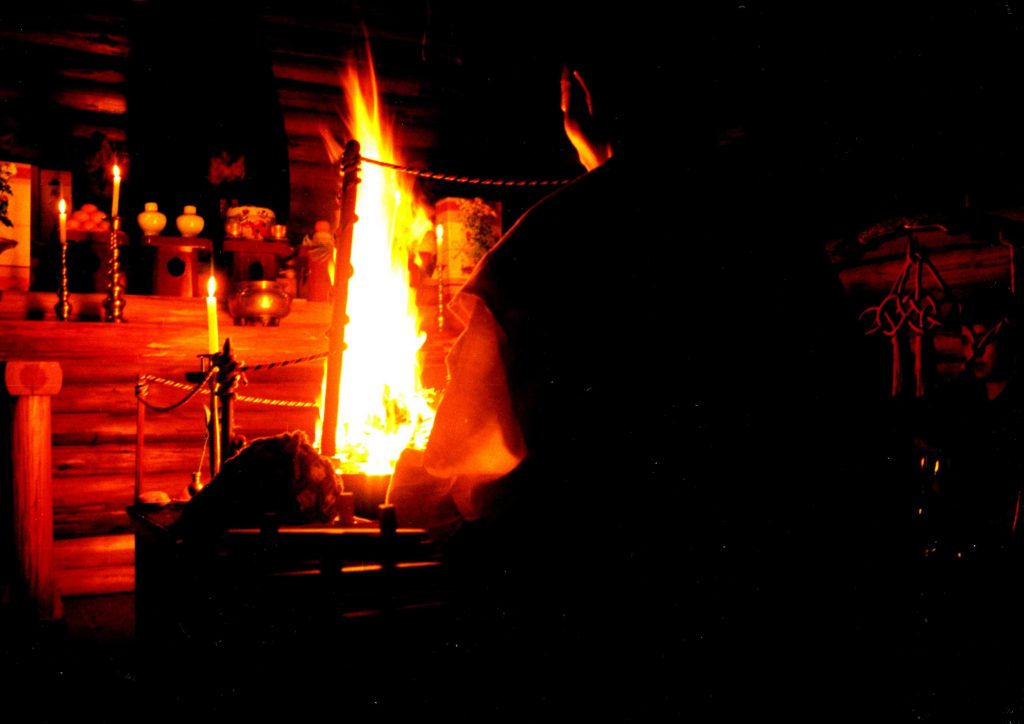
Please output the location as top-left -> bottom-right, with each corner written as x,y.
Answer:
384,22 -> 896,715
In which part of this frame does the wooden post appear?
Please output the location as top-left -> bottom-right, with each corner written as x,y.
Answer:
321,140 -> 361,458
218,339 -> 236,466
2,360 -> 62,620
209,368 -> 221,478
135,378 -> 145,503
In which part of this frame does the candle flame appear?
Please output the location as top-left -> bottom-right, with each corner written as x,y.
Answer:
58,198 -> 66,215
207,275 -> 216,298
113,164 -> 121,181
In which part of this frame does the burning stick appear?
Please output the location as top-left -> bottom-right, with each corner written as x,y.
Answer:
322,139 -> 361,458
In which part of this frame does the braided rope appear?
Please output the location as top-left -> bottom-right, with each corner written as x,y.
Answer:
239,351 -> 329,373
233,394 -> 319,409
135,371 -> 216,413
138,375 -> 204,393
361,155 -> 577,188
139,374 -> 317,410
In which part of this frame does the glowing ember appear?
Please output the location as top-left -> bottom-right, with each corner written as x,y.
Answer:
317,46 -> 436,475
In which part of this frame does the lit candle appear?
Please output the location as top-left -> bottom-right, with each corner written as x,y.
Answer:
58,198 -> 67,244
206,274 -> 219,355
436,223 -> 444,266
111,164 -> 121,219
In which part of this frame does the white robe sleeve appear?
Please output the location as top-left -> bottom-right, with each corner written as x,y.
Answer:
423,293 -> 525,519
387,291 -> 525,526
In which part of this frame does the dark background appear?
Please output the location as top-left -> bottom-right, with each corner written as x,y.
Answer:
423,3 -> 1024,226
5,3 -> 1024,236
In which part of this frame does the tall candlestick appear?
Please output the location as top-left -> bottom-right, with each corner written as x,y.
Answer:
111,164 -> 121,219
55,198 -> 71,321
102,216 -> 126,322
206,274 -> 219,354
58,198 -> 67,244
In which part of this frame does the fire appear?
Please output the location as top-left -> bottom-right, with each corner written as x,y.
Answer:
317,47 -> 435,475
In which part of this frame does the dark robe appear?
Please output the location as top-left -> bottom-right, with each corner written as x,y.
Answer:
437,141 -> 899,717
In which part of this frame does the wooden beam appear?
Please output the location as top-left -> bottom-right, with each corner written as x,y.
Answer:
52,87 -> 127,115
2,360 -> 63,620
0,29 -> 130,58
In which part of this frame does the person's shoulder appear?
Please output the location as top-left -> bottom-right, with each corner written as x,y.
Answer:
519,160 -> 622,216
475,163 -> 618,253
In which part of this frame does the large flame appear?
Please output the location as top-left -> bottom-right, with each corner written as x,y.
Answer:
317,48 -> 435,475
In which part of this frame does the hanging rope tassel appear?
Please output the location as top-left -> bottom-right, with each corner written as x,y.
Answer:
1012,490 -> 1021,535
892,335 -> 901,399
911,332 -> 925,398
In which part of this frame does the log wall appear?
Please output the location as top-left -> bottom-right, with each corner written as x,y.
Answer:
0,6 -> 460,240
0,291 -> 332,596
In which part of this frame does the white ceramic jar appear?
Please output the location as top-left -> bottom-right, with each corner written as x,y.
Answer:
137,202 -> 167,236
176,205 -> 205,237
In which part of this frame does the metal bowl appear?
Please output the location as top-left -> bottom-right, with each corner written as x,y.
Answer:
228,280 -> 291,326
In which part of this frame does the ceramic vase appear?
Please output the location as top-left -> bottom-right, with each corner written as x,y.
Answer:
137,202 -> 167,237
176,205 -> 205,238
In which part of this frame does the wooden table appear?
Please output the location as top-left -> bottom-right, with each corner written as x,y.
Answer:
223,238 -> 294,284
141,235 -> 212,297
128,504 -> 448,656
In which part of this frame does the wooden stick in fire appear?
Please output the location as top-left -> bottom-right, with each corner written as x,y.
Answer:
321,139 -> 361,458
209,365 -> 221,478
135,380 -> 145,504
